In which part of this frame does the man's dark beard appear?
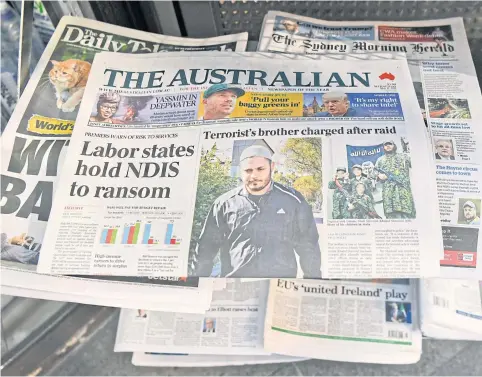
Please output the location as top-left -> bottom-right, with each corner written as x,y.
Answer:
384,147 -> 396,155
249,179 -> 271,192
246,165 -> 272,194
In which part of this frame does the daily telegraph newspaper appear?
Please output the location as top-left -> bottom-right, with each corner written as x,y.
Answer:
0,16 -> 247,304
36,52 -> 443,279
259,12 -> 482,279
115,279 -> 270,355
264,279 -> 422,364
120,278 -> 422,364
132,352 -> 305,367
420,278 -> 482,340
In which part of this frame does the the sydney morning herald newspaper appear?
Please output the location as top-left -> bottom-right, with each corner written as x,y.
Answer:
35,51 -> 442,280
0,16 -> 247,306
115,278 -> 421,364
259,12 -> 482,279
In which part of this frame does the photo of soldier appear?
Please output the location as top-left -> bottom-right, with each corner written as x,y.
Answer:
350,164 -> 374,199
348,182 -> 380,219
375,141 -> 416,219
328,138 -> 415,221
328,167 -> 351,219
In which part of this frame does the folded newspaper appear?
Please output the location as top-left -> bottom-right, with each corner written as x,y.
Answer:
259,12 -> 482,280
420,278 -> 482,340
117,278 -> 481,366
0,16 -> 247,309
116,278 -> 424,364
131,352 -> 305,367
32,51 -> 443,280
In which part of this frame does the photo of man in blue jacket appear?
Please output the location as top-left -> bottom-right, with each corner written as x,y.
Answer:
191,145 -> 322,278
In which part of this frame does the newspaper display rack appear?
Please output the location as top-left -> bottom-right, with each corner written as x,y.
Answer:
1,10 -> 481,369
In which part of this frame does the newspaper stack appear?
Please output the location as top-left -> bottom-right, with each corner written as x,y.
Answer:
259,11 -> 482,280
1,13 -> 481,367
0,17 -> 247,313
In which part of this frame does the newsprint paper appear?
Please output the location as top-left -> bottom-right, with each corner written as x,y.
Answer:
0,16 -> 247,308
117,278 -> 422,364
36,51 -> 442,279
115,279 -> 270,355
259,11 -> 482,279
420,278 -> 482,340
263,278 -> 421,364
132,352 -> 305,367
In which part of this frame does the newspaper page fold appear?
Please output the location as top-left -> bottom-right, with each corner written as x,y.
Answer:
132,352 -> 305,367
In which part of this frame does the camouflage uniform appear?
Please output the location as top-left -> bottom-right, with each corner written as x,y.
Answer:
328,171 -> 351,219
350,176 -> 374,199
349,194 -> 376,219
375,152 -> 415,219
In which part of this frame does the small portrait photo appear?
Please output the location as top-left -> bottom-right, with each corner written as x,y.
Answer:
199,84 -> 245,121
90,92 -> 154,124
136,309 -> 147,318
303,91 -> 369,118
385,302 -> 412,324
457,198 -> 481,226
273,16 -> 313,37
433,137 -> 456,161
202,317 -> 216,333
90,91 -> 122,123
427,98 -> 471,119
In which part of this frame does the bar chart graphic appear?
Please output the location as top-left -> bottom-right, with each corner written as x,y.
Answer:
164,222 -> 181,245
107,220 -> 182,246
122,222 -> 142,244
100,226 -> 119,244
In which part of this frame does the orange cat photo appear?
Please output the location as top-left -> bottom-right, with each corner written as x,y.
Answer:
49,59 -> 91,113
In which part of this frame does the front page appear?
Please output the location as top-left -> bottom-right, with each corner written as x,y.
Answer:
264,278 -> 422,364
258,11 -> 482,279
115,279 -> 270,355
0,16 -> 247,302
36,52 -> 442,279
